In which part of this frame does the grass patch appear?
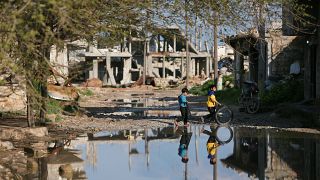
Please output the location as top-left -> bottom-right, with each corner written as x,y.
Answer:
78,88 -> 94,96
0,79 -> 6,86
189,80 -> 215,96
222,75 -> 234,84
261,79 -> 304,106
215,88 -> 241,105
47,99 -> 62,114
55,115 -> 63,122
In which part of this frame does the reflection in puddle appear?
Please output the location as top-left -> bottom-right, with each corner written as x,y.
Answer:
8,126 -> 320,180
108,98 -> 173,108
96,109 -> 182,118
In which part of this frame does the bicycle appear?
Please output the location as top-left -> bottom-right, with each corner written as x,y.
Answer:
238,81 -> 260,114
215,104 -> 233,125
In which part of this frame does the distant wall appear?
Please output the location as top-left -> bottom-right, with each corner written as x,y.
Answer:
267,31 -> 305,77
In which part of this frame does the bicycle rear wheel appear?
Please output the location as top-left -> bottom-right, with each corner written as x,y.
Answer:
215,106 -> 233,125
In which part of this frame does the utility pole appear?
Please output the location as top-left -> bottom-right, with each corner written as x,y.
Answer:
213,11 -> 218,81
185,0 -> 190,88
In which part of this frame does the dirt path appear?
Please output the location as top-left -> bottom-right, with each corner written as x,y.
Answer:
52,86 -> 320,135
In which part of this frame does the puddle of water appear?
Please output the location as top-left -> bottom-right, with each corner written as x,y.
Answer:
16,125 -> 320,180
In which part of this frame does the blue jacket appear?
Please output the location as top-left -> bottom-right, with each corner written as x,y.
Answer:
178,144 -> 187,157
178,94 -> 188,107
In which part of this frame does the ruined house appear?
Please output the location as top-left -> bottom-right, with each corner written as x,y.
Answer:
50,26 -> 212,87
226,1 -> 320,101
282,1 -> 320,100
226,29 -> 305,88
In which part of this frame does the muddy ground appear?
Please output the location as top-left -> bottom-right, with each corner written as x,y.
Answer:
52,86 -> 320,135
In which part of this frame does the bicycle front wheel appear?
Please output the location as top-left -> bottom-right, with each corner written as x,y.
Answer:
246,97 -> 260,114
215,106 -> 233,125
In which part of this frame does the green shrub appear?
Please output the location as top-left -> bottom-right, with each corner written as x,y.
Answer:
55,115 -> 63,122
222,75 -> 234,85
261,79 -> 304,106
78,88 -> 94,96
189,80 -> 215,96
47,100 -> 62,114
0,79 -> 6,86
215,88 -> 241,105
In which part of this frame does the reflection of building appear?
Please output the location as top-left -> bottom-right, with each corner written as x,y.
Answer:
23,142 -> 87,180
222,127 -> 320,179
81,127 -> 179,170
47,150 -> 86,180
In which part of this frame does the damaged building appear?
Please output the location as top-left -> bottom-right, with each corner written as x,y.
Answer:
226,1 -> 320,101
50,26 -> 212,87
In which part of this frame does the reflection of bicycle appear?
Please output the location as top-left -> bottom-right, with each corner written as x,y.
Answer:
215,125 -> 233,144
238,81 -> 260,114
215,104 -> 233,125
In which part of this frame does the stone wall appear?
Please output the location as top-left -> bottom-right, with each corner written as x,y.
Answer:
0,85 -> 26,112
267,31 -> 305,77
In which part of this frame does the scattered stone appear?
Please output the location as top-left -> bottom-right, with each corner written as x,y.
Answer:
0,141 -> 13,150
46,114 -> 57,122
25,127 -> 48,137
0,85 -> 26,112
82,78 -> 102,87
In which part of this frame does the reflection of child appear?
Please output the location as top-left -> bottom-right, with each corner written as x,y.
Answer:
178,127 -> 192,163
176,88 -> 190,126
201,126 -> 220,165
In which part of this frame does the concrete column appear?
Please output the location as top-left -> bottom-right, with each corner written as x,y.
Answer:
267,40 -> 272,78
105,54 -> 116,85
258,40 -> 267,92
173,59 -> 176,78
158,35 -> 161,52
191,58 -> 195,77
196,60 -> 200,76
129,41 -> 132,53
304,44 -> 311,100
206,57 -> 210,77
162,56 -> 165,78
181,57 -> 184,78
93,59 -> 98,79
173,34 -> 177,52
147,56 -> 153,77
234,50 -> 242,88
165,40 -> 168,52
121,57 -> 132,85
209,57 -> 213,73
89,71 -> 93,79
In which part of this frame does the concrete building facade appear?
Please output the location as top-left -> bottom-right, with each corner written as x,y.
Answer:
50,26 -> 212,87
